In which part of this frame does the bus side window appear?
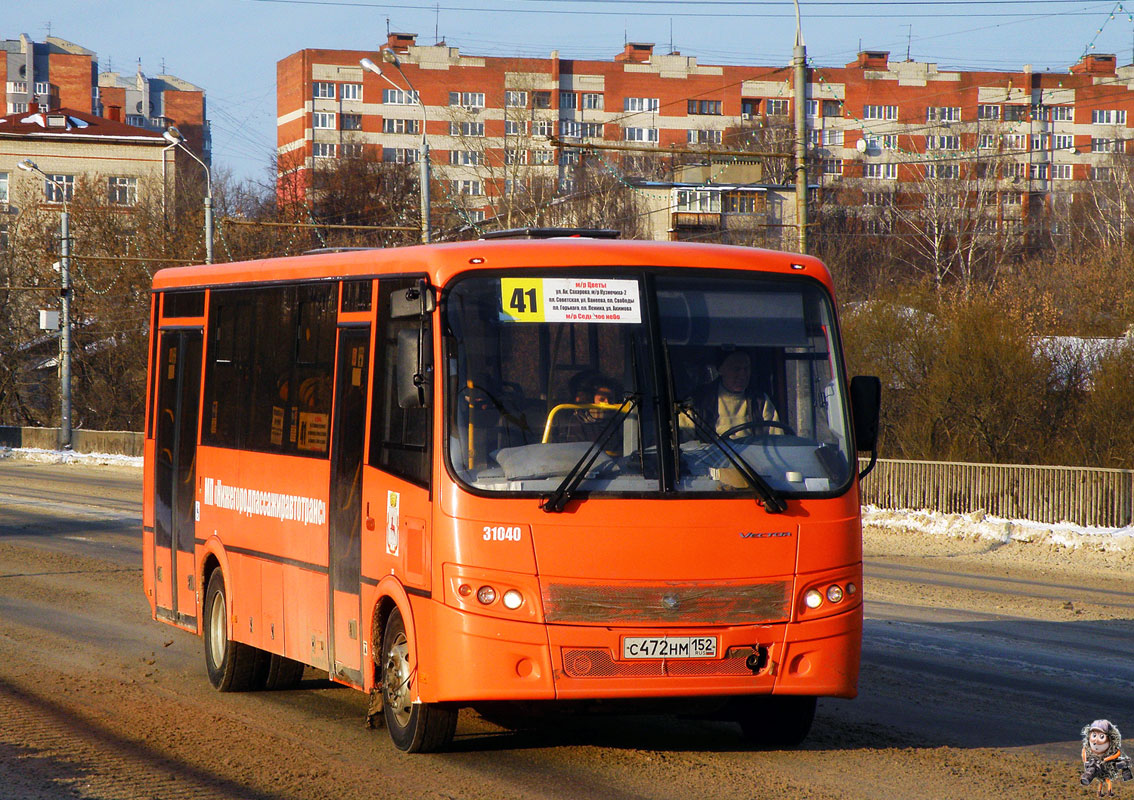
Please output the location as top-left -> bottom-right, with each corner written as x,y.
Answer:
369,278 -> 431,488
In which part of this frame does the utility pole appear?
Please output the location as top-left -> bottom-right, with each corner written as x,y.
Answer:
793,0 -> 808,254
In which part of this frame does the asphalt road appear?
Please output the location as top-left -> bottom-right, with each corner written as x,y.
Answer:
0,458 -> 1130,799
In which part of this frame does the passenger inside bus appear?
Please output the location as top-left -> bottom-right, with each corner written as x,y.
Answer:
549,371 -> 623,452
681,348 -> 783,441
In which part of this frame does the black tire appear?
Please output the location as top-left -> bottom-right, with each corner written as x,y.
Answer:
203,569 -> 263,692
381,608 -> 457,752
262,653 -> 305,690
733,695 -> 817,748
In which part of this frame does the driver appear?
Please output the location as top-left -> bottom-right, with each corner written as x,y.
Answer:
689,349 -> 780,439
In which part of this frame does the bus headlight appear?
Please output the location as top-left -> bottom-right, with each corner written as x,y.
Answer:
826,584 -> 844,604
476,586 -> 497,605
804,589 -> 823,609
502,589 -> 523,610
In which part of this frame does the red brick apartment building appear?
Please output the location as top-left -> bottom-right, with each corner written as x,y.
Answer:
277,33 -> 1134,237
3,33 -> 208,160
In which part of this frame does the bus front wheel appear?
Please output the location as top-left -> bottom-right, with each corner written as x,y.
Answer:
381,608 -> 457,752
733,695 -> 817,748
203,569 -> 263,692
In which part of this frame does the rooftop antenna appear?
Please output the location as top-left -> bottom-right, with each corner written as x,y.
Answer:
669,18 -> 674,54
385,17 -> 390,37
161,57 -> 166,74
904,24 -> 912,61
435,2 -> 440,44
45,21 -> 52,39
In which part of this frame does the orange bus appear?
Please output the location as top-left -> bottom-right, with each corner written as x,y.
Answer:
142,231 -> 880,752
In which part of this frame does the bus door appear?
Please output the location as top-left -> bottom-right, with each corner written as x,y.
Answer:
153,328 -> 202,629
328,325 -> 370,685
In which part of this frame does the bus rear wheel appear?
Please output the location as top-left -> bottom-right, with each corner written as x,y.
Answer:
262,654 -> 305,690
733,695 -> 817,748
381,608 -> 457,752
203,569 -> 263,692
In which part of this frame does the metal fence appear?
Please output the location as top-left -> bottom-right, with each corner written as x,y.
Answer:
859,458 -> 1134,528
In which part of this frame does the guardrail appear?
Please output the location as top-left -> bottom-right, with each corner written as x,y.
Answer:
860,458 -> 1134,528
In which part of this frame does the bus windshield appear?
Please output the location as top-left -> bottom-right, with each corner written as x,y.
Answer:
444,271 -> 852,496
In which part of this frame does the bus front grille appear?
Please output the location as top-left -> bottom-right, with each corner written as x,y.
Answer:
561,646 -> 769,678
541,580 -> 791,625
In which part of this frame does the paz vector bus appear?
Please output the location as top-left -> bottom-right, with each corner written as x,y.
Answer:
142,229 -> 880,752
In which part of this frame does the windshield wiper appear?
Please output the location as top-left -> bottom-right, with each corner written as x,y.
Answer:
540,394 -> 640,513
676,402 -> 787,514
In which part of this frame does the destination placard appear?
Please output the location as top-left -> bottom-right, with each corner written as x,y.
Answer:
500,278 -> 641,324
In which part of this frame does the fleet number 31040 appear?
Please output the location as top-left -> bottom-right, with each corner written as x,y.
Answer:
483,525 -> 523,541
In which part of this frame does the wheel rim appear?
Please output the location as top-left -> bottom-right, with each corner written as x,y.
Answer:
207,588 -> 227,669
383,631 -> 413,728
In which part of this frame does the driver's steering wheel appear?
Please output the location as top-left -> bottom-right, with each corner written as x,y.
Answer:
720,419 -> 795,440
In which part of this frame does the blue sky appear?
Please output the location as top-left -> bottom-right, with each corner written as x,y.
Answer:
11,1 -> 1134,186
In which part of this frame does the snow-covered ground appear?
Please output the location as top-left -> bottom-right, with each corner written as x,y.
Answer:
4,446 -> 1132,552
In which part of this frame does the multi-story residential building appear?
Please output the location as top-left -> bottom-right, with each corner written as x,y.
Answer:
3,33 -> 208,161
277,34 -> 1134,240
0,105 -> 184,249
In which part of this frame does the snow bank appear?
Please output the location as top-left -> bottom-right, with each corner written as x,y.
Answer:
0,446 -> 143,468
864,505 -> 1134,552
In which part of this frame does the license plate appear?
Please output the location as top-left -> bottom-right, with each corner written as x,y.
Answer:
622,636 -> 718,659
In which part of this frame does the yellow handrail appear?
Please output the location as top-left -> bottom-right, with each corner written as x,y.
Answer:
542,402 -> 622,443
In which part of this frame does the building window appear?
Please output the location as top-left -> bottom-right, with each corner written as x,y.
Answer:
505,119 -> 524,136
313,143 -> 336,158
449,150 -> 483,166
823,100 -> 841,117
382,147 -> 418,163
1002,191 -> 1022,205
623,126 -> 659,142
1029,163 -> 1048,180
1092,137 -> 1122,153
532,149 -> 554,164
532,120 -> 554,137
382,88 -> 419,105
863,104 -> 898,120
1031,134 -> 1049,151
925,163 -> 960,179
687,99 -> 722,115
8,102 -> 28,114
687,129 -> 723,145
1091,166 -> 1113,181
624,97 -> 660,113
1051,163 -> 1072,180
1003,105 -> 1027,122
450,121 -> 485,137
805,99 -> 819,118
675,189 -> 720,213
505,148 -> 528,165
741,98 -> 760,116
449,91 -> 485,109
451,179 -> 482,195
560,120 -> 603,138
863,162 -> 897,180
1050,106 -> 1073,122
1052,133 -> 1074,150
341,83 -> 362,101
723,191 -> 762,213
533,91 -> 551,109
1004,133 -> 1027,150
559,91 -> 577,109
766,98 -> 789,116
926,106 -> 961,122
383,117 -> 420,134
863,191 -> 892,207
581,92 -> 603,110
926,134 -> 959,150
822,129 -> 844,147
7,81 -> 27,93
978,134 -> 997,149
505,90 -> 527,108
108,176 -> 137,206
313,112 -> 335,129
464,209 -> 486,223
341,113 -> 362,131
45,175 -> 74,203
125,114 -> 146,127
560,149 -> 579,166
313,82 -> 335,99
1003,162 -> 1026,179
822,159 -> 843,176
1093,109 -> 1127,125
0,172 -> 8,204
342,143 -> 364,158
559,178 -> 575,195
977,104 -> 1000,120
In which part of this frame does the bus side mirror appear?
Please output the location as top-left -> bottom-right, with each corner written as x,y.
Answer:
391,279 -> 435,319
849,375 -> 881,479
396,327 -> 430,408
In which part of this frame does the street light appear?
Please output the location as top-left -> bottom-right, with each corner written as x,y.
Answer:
163,125 -> 213,264
361,53 -> 431,243
18,158 -> 73,450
